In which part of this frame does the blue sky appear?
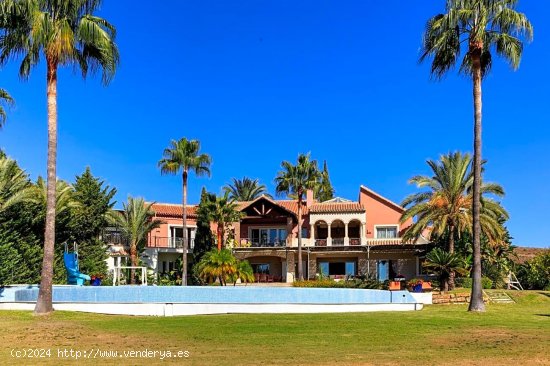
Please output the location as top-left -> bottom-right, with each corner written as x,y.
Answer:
0,1 -> 548,247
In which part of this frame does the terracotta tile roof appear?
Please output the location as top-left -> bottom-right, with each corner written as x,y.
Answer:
309,202 -> 365,213
150,203 -> 197,218
277,200 -> 308,216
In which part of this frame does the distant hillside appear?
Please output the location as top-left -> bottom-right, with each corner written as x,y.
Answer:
513,246 -> 550,264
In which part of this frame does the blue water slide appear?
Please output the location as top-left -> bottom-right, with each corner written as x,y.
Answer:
64,250 -> 90,286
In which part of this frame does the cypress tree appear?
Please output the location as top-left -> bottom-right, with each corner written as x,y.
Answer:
70,167 -> 116,277
316,160 -> 335,202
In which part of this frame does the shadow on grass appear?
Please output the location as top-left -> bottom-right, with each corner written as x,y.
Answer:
535,314 -> 550,317
537,292 -> 550,298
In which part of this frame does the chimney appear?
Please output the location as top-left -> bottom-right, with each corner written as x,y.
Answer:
306,189 -> 314,207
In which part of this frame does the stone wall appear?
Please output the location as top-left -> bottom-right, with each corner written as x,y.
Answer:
432,291 -> 488,305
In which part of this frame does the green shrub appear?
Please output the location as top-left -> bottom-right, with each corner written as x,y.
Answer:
293,278 -> 384,289
456,277 -> 492,289
516,251 -> 550,290
482,277 -> 493,289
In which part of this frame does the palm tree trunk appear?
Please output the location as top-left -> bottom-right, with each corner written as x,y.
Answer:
217,225 -> 222,251
468,50 -> 486,312
35,58 -> 58,315
182,171 -> 188,286
297,195 -> 303,281
448,223 -> 455,290
130,242 -> 137,285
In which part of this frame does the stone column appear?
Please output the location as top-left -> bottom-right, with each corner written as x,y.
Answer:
285,251 -> 295,283
308,253 -> 317,280
327,221 -> 332,246
344,222 -> 349,246
358,258 -> 368,277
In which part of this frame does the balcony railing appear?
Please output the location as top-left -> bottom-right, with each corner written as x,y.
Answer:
102,231 -> 129,246
331,238 -> 345,246
152,237 -> 195,250
349,238 -> 361,246
235,238 -> 286,248
315,239 -> 327,247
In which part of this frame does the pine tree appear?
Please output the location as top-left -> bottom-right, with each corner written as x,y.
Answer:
70,167 -> 117,277
316,160 -> 335,202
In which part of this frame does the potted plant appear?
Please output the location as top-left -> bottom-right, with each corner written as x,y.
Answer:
407,278 -> 424,293
90,274 -> 103,286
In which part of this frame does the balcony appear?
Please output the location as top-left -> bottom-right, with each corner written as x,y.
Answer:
315,239 -> 327,247
102,231 -> 129,246
331,238 -> 345,246
349,238 -> 361,246
235,238 -> 286,248
151,237 -> 195,250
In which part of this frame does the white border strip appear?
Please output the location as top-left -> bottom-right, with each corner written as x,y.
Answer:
0,302 -> 423,316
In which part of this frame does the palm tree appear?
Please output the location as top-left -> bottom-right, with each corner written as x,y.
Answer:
0,0 -> 119,314
419,0 -> 533,311
108,197 -> 162,285
401,152 -> 508,289
158,138 -> 211,285
231,260 -> 254,286
0,88 -> 14,128
424,248 -> 469,292
0,155 -> 35,214
224,177 -> 271,201
275,153 -> 320,281
196,248 -> 237,286
205,191 -> 242,250
34,177 -> 80,216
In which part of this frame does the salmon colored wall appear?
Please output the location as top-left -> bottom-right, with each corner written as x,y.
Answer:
147,216 -> 197,248
358,188 -> 412,238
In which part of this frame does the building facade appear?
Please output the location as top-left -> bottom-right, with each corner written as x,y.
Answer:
106,185 -> 430,283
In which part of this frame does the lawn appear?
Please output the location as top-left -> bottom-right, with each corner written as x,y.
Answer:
1,291 -> 549,366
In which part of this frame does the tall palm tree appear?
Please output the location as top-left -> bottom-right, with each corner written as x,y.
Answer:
419,0 -> 532,311
275,153 -> 320,281
224,177 -> 271,201
401,152 -> 508,289
0,88 -> 14,128
0,0 -> 119,314
108,197 -> 162,285
0,155 -> 35,214
205,191 -> 242,250
158,138 -> 211,285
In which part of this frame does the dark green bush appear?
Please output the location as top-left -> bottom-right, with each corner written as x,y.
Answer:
456,277 -> 492,289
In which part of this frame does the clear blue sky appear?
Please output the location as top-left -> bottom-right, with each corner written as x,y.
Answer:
0,1 -> 548,247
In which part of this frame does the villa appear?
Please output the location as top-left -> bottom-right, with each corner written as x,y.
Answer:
105,185 -> 431,283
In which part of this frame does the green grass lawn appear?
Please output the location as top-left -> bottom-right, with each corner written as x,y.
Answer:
1,291 -> 549,366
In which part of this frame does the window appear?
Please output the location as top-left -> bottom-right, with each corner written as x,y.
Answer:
376,226 -> 398,238
250,228 -> 287,246
252,264 -> 270,274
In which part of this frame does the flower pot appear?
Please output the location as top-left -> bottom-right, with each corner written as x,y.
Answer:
91,278 -> 102,286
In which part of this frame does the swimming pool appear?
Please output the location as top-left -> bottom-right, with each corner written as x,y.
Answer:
0,285 -> 423,316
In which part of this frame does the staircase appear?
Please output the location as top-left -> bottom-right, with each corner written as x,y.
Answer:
484,291 -> 515,304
